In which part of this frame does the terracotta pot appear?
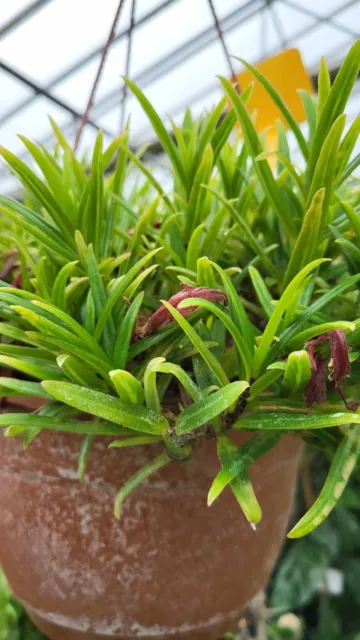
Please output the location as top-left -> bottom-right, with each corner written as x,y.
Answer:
4,395 -> 46,411
0,429 -> 301,640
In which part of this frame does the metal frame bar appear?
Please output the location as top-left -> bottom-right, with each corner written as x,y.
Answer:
90,0 -> 264,120
206,0 -> 237,83
0,60 -> 112,137
269,2 -> 288,49
281,0 -> 360,39
0,0 -> 179,129
148,0 -> 358,126
74,0 -> 127,150
0,0 -> 54,39
0,0 -> 359,179
121,0 -> 137,130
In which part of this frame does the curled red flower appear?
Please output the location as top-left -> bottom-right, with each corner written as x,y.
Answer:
133,284 -> 227,340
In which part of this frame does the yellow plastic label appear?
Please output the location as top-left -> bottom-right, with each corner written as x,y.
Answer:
236,48 -> 314,134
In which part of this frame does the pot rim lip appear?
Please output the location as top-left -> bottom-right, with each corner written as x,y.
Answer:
24,600 -> 244,637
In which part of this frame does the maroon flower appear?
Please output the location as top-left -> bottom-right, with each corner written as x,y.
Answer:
133,284 -> 227,340
328,329 -> 351,385
0,251 -> 18,282
304,330 -> 351,407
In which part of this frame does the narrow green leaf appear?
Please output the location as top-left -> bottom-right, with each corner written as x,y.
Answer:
176,381 -> 249,434
83,241 -> 114,351
235,57 -> 308,160
0,377 -> 52,399
235,411 -> 360,431
253,259 -> 329,376
306,114 -> 346,231
340,200 -> 360,239
299,90 -> 317,141
208,432 -> 281,505
288,426 -> 360,538
220,77 -> 297,237
42,381 -> 169,435
307,40 -> 360,179
289,321 -> 355,350
0,413 -> 128,436
0,196 -> 74,262
114,452 -> 170,519
19,136 -> 77,225
317,56 -> 331,119
217,435 -> 262,526
109,369 -> 145,405
109,435 -> 162,448
249,369 -> 284,400
0,146 -> 75,244
57,354 -> 104,389
95,248 -> 162,343
211,261 -> 255,351
196,256 -> 217,288
31,300 -> 109,361
144,357 -> 164,412
186,224 -> 205,271
78,435 -> 93,481
123,78 -> 187,187
51,261 -> 79,310
113,292 -> 144,369
270,274 -> 360,362
0,355 -> 60,380
205,187 -> 279,279
283,189 -> 325,288
282,350 -> 312,394
335,115 -> 360,181
249,266 -> 273,319
161,301 -> 230,386
150,360 -> 202,402
178,297 -> 253,381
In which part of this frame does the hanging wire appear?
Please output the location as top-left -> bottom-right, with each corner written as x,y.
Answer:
74,0 -> 127,152
206,0 -> 240,92
121,0 -> 137,132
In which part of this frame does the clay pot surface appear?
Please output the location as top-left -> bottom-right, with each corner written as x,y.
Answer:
0,429 -> 301,640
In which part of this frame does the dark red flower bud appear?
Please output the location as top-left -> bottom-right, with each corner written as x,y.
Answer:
328,329 -> 351,386
134,284 -> 227,339
304,330 -> 351,406
305,354 -> 327,407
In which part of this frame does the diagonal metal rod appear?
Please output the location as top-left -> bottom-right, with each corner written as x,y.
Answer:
268,1 -> 288,49
121,0 -> 136,131
1,0 -> 357,175
91,0 -> 263,120
0,0 -> 178,130
0,60 -> 112,137
74,0 -> 126,151
280,0 -> 360,39
0,0 -> 263,175
0,0 -> 54,39
260,6 -> 268,60
206,0 -> 238,87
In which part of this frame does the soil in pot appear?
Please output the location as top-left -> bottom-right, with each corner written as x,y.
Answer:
0,429 -> 301,640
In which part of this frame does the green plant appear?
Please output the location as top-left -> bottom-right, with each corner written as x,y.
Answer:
0,42 -> 359,535
269,445 -> 360,640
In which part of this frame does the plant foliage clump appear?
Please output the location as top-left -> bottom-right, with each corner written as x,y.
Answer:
0,42 -> 360,536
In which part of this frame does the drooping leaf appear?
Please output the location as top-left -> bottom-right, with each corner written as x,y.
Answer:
288,425 -> 360,538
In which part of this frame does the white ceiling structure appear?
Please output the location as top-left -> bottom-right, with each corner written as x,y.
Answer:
0,0 -> 359,192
